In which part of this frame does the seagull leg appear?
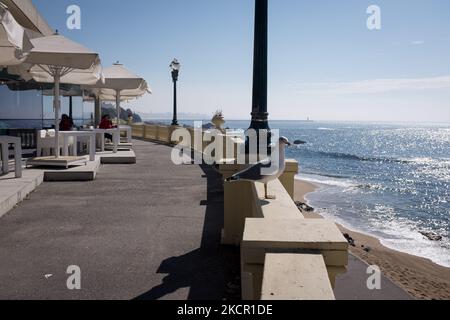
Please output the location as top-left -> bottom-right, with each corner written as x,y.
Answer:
264,183 -> 276,200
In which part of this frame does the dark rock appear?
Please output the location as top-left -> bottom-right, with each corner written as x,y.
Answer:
420,231 -> 443,242
343,233 -> 356,247
294,201 -> 314,212
363,247 -> 372,253
293,140 -> 307,145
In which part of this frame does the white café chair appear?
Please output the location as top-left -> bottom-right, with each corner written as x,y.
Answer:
36,130 -> 75,157
36,130 -> 53,157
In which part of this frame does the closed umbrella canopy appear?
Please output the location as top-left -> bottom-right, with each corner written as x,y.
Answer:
0,3 -> 33,66
24,33 -> 102,158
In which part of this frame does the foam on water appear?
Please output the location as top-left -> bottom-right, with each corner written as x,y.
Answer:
317,127 -> 336,131
296,173 -> 356,189
299,174 -> 450,267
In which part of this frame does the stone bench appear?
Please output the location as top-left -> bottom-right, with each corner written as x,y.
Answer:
241,218 -> 348,300
253,180 -> 304,219
261,253 -> 336,300
221,175 -> 303,246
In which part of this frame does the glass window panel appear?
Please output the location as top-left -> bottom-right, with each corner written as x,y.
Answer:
0,85 -> 43,129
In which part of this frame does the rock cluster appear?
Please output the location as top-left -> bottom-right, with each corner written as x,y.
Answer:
419,231 -> 443,242
295,201 -> 314,212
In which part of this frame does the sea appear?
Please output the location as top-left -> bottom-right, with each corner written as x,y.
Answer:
152,119 -> 450,268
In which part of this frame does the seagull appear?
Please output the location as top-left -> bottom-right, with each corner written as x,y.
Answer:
225,137 -> 292,199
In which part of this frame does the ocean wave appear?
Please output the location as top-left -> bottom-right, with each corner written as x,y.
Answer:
302,150 -> 404,163
401,157 -> 450,166
307,199 -> 450,267
298,173 -> 387,192
304,150 -> 449,167
296,174 -> 357,189
301,171 -> 351,179
317,127 -> 336,131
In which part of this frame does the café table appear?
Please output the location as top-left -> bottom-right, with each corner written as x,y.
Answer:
0,136 -> 22,178
60,131 -> 96,161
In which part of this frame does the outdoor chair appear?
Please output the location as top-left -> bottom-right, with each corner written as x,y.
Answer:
0,136 -> 22,178
36,130 -> 75,157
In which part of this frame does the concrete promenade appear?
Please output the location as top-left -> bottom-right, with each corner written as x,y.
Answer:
0,140 -> 239,300
0,139 -> 410,300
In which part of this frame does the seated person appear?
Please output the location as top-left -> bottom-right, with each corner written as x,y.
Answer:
99,115 -> 116,141
59,114 -> 74,131
99,115 -> 116,129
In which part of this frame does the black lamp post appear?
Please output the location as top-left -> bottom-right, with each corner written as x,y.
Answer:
170,58 -> 180,126
247,0 -> 271,153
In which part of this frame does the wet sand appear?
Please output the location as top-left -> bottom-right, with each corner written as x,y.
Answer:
294,179 -> 450,300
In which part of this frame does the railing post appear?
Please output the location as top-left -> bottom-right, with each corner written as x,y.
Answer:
142,125 -> 147,139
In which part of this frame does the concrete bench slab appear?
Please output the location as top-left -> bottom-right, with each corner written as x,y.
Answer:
242,218 -> 349,251
42,157 -> 101,181
241,219 -> 348,298
26,156 -> 88,169
261,253 -> 335,300
104,143 -> 133,151
242,247 -> 348,267
0,170 -> 44,218
254,180 -> 304,219
242,264 -> 264,301
98,150 -> 136,164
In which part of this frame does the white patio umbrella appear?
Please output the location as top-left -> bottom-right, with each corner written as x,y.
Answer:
24,33 -> 102,158
85,62 -> 150,150
0,2 -> 33,66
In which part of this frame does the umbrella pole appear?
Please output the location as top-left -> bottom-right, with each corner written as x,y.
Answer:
69,96 -> 73,120
94,96 -> 101,127
115,90 -> 120,153
54,71 -> 61,158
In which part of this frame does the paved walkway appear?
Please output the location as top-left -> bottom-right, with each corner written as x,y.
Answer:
0,139 -> 411,300
0,140 -> 239,300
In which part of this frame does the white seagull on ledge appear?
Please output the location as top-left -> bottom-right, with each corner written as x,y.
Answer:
225,137 -> 292,199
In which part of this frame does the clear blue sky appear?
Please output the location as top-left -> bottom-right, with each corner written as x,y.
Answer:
33,0 -> 450,122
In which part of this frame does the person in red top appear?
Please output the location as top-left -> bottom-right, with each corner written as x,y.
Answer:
99,115 -> 115,129
59,114 -> 74,131
99,115 -> 116,141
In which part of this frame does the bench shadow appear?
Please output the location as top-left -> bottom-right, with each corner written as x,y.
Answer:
134,164 -> 240,300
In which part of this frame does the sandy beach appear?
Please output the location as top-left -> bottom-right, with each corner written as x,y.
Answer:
294,179 -> 450,300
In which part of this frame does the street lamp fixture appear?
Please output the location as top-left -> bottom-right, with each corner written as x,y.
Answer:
247,0 -> 271,155
170,58 -> 180,126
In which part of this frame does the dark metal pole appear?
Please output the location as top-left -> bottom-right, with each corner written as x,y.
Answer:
171,70 -> 179,126
249,0 -> 269,132
94,96 -> 101,127
69,96 -> 73,120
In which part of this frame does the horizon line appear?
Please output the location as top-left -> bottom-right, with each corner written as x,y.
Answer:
140,118 -> 450,125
